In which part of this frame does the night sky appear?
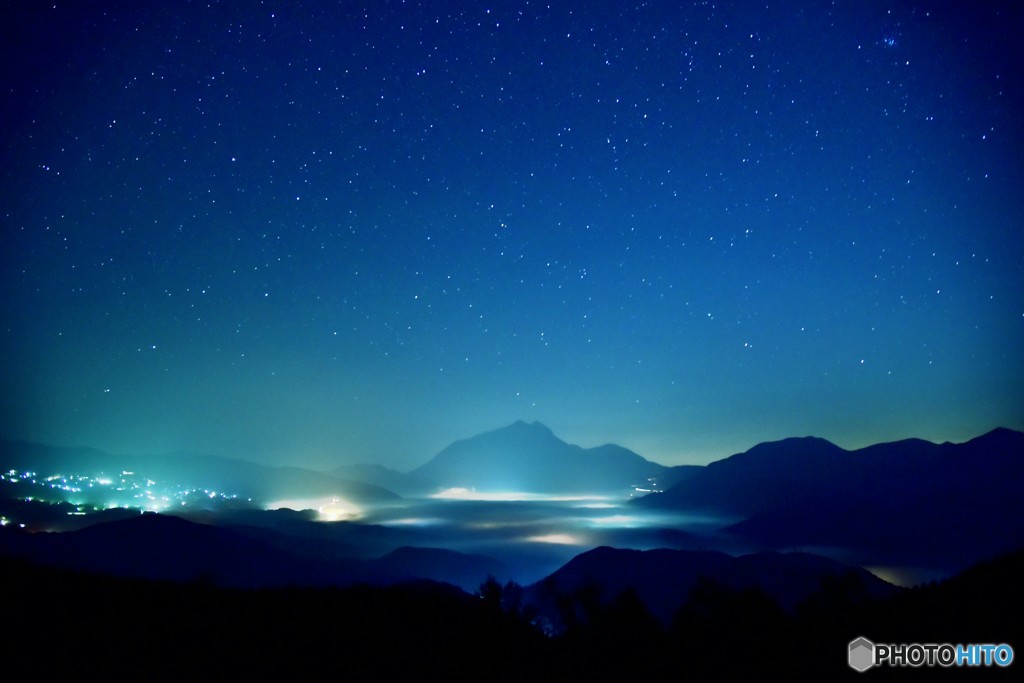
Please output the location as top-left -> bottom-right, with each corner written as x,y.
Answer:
2,1 -> 1022,470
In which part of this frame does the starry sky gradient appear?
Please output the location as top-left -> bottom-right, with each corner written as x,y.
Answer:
2,1 -> 1022,470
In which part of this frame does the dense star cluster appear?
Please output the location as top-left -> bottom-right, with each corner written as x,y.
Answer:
2,1 -> 1021,468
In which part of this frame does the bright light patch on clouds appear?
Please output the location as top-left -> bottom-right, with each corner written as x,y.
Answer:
468,520 -> 537,530
380,517 -> 444,527
586,515 -> 644,527
524,533 -> 585,545
266,496 -> 361,522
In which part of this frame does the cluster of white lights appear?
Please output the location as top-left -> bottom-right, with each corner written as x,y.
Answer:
0,466 -> 246,525
265,496 -> 362,522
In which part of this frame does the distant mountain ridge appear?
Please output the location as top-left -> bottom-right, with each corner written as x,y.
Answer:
637,427 -> 1023,514
636,427 -> 1024,572
409,420 -> 695,494
329,463 -> 438,497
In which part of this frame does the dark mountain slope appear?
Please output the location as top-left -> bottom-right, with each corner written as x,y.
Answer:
636,428 -> 1024,572
527,545 -> 896,627
0,512 -> 505,591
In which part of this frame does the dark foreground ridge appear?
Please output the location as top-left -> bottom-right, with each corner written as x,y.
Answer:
0,512 -> 506,592
2,548 -> 1020,680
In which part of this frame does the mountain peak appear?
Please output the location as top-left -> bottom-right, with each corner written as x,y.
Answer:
507,420 -> 553,434
706,435 -> 844,471
755,435 -> 840,449
972,426 -> 1023,444
959,427 -> 1024,456
411,421 -> 664,494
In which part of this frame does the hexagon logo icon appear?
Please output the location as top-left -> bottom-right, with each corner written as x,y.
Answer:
849,637 -> 875,672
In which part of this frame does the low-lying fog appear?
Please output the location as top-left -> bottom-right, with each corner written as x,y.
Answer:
266,492 -> 789,584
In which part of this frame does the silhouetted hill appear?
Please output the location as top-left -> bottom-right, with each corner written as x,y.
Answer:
640,428 -> 1024,514
872,546 -> 1024,640
636,428 -> 1024,572
0,512 -> 507,591
330,462 -> 438,496
411,421 -> 686,494
0,512 -> 325,586
636,435 -> 850,515
177,506 -> 417,561
526,545 -> 896,627
0,556 -> 544,679
1,541 -> 1018,679
376,546 -> 507,588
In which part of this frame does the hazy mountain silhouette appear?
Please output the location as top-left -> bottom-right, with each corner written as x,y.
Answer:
636,427 -> 1024,572
0,439 -> 400,505
526,545 -> 896,628
375,546 -> 507,588
411,420 -> 693,494
330,462 -> 438,496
